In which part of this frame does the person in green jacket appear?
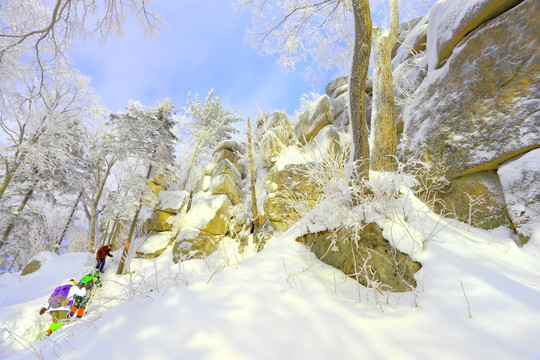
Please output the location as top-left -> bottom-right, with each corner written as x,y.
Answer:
70,270 -> 102,318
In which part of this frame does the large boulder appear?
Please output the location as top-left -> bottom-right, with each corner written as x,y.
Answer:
498,149 -> 540,244
258,111 -> 296,167
211,159 -> 242,187
146,210 -> 173,232
427,0 -> 522,71
294,95 -> 334,145
184,192 -> 232,235
213,140 -> 241,166
172,228 -> 218,262
392,53 -> 428,133
391,16 -> 425,60
21,259 -> 42,276
148,175 -> 167,196
209,174 -> 241,205
392,15 -> 428,70
435,171 -> 512,230
325,76 -> 348,99
296,224 -> 422,292
156,190 -> 190,214
136,231 -> 177,259
402,0 -> 540,179
328,76 -> 372,131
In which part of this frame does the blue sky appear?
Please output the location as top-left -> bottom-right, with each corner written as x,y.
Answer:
70,1 -> 328,122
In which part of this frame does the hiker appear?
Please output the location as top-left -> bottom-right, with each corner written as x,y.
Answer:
96,244 -> 113,272
71,269 -> 102,318
39,279 -> 87,336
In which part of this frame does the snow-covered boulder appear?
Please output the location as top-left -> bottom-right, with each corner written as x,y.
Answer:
403,0 -> 540,179
172,227 -> 218,262
297,224 -> 422,292
392,15 -> 428,70
258,111 -> 296,167
427,0 -> 522,71
146,210 -> 174,232
393,53 -> 428,132
211,159 -> 242,187
184,192 -> 232,235
157,190 -> 189,214
325,76 -> 348,99
148,175 -> 167,196
20,252 -> 59,276
136,231 -> 177,259
212,140 -> 241,166
194,175 -> 211,193
209,174 -> 241,205
498,149 -> 540,244
294,95 -> 334,145
327,76 -> 372,131
435,171 -> 512,230
391,16 -> 425,60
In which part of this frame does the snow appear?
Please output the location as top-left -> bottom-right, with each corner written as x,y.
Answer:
157,190 -> 189,213
183,192 -> 230,230
2,196 -> 540,359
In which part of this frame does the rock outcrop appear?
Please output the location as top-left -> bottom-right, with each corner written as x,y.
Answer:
297,224 -> 422,292
427,0 -> 523,71
498,149 -> 540,244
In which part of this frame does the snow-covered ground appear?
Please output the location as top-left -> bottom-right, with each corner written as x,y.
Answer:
1,205 -> 540,360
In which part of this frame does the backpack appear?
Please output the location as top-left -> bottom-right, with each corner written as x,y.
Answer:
48,284 -> 72,309
78,275 -> 94,290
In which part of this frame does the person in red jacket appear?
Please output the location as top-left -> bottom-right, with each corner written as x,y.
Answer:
96,244 -> 113,272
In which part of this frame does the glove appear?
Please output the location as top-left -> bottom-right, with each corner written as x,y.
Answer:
61,299 -> 70,306
39,308 -> 46,315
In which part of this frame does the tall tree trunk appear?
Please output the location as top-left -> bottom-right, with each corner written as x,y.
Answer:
349,0 -> 372,179
247,118 -> 260,228
116,165 -> 153,275
181,136 -> 202,189
371,0 -> 399,172
56,190 -> 83,251
107,214 -> 120,246
88,160 -> 115,252
0,164 -> 18,200
0,183 -> 36,251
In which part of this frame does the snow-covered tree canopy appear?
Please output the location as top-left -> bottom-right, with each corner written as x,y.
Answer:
236,0 -> 436,81
182,89 -> 242,153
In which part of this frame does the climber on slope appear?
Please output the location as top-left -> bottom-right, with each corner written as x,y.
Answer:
39,279 -> 86,336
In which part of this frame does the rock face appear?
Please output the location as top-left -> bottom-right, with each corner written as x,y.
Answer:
172,228 -> 217,262
435,171 -> 512,230
403,0 -> 540,179
392,15 -> 428,70
297,224 -> 422,292
498,149 -> 540,244
21,259 -> 42,276
146,191 -> 190,232
427,0 -> 523,71
326,76 -> 372,131
258,111 -> 296,167
294,95 -> 334,145
136,231 -> 177,259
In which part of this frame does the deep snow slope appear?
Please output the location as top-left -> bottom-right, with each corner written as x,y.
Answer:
1,213 -> 540,360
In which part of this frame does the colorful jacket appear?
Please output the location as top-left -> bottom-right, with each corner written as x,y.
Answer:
44,282 -> 87,312
96,245 -> 113,260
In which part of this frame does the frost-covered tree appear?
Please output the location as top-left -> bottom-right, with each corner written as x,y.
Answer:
180,89 -> 242,188
237,0 -> 372,177
0,0 -> 162,90
113,99 -> 178,274
0,67 -> 95,252
370,0 -> 399,172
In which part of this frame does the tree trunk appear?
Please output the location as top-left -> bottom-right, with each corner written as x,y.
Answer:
56,190 -> 83,251
247,118 -> 260,228
181,136 -> 202,189
0,183 -> 36,251
371,0 -> 399,172
88,160 -> 115,252
116,165 -> 153,275
349,0 -> 372,179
